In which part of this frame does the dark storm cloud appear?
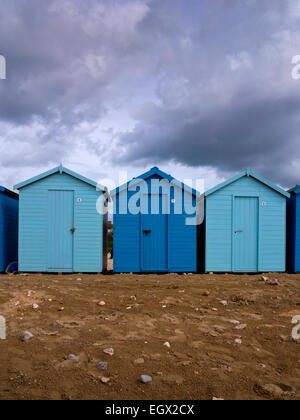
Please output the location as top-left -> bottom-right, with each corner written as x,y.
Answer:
0,0 -> 158,172
0,0 -> 300,187
115,0 -> 300,187
0,0 -> 149,123
117,95 -> 300,187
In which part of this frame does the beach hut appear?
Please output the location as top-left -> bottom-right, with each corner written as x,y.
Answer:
14,165 -> 109,273
111,167 -> 200,273
0,187 -> 19,272
204,169 -> 289,273
287,185 -> 300,272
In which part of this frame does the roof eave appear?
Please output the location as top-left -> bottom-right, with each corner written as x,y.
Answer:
288,185 -> 300,194
111,167 -> 201,198
14,166 -> 107,194
0,186 -> 19,200
205,169 -> 290,199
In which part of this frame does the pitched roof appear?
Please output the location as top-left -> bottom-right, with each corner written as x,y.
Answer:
0,186 -> 19,200
14,165 -> 107,193
288,185 -> 300,194
110,166 -> 201,197
205,168 -> 290,198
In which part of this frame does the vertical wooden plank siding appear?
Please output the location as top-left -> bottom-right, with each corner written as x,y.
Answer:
18,172 -> 105,273
0,192 -> 19,271
294,195 -> 300,272
113,173 -> 198,273
287,191 -> 300,272
206,176 -> 287,273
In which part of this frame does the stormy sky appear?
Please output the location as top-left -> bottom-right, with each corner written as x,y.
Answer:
1,0 -> 300,192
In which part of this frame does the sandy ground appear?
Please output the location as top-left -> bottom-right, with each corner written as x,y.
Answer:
0,269 -> 299,400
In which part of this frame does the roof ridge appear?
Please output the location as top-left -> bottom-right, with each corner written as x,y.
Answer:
111,166 -> 201,197
205,169 -> 290,199
14,165 -> 107,193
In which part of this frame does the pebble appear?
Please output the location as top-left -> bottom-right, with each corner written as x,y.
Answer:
259,364 -> 267,369
164,342 -> 171,348
98,362 -> 108,370
130,296 -> 137,301
140,375 -> 152,384
22,331 -> 33,342
103,348 -> 114,356
101,377 -> 110,384
68,354 -> 79,361
134,358 -> 145,365
220,300 -> 228,306
269,279 -> 279,286
234,338 -> 242,345
229,320 -> 240,325
98,301 -> 106,306
32,304 -> 39,310
58,307 -> 64,312
235,324 -> 247,330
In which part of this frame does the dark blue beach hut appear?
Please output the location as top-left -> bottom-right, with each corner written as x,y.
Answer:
0,186 -> 19,272
14,165 -> 109,273
111,167 -> 199,273
287,185 -> 300,272
205,169 -> 290,273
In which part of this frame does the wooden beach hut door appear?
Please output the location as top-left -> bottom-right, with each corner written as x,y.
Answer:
233,196 -> 259,272
141,193 -> 168,272
48,190 -> 74,271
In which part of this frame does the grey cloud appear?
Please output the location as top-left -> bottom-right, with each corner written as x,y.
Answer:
0,0 -> 158,124
117,95 -> 300,187
114,0 -> 300,188
0,0 -> 300,188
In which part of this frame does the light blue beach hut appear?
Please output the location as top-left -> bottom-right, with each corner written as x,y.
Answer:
14,165 -> 109,273
0,187 -> 19,272
204,169 -> 290,273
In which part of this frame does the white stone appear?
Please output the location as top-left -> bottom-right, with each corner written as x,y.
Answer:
103,348 -> 114,356
22,331 -> 33,342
